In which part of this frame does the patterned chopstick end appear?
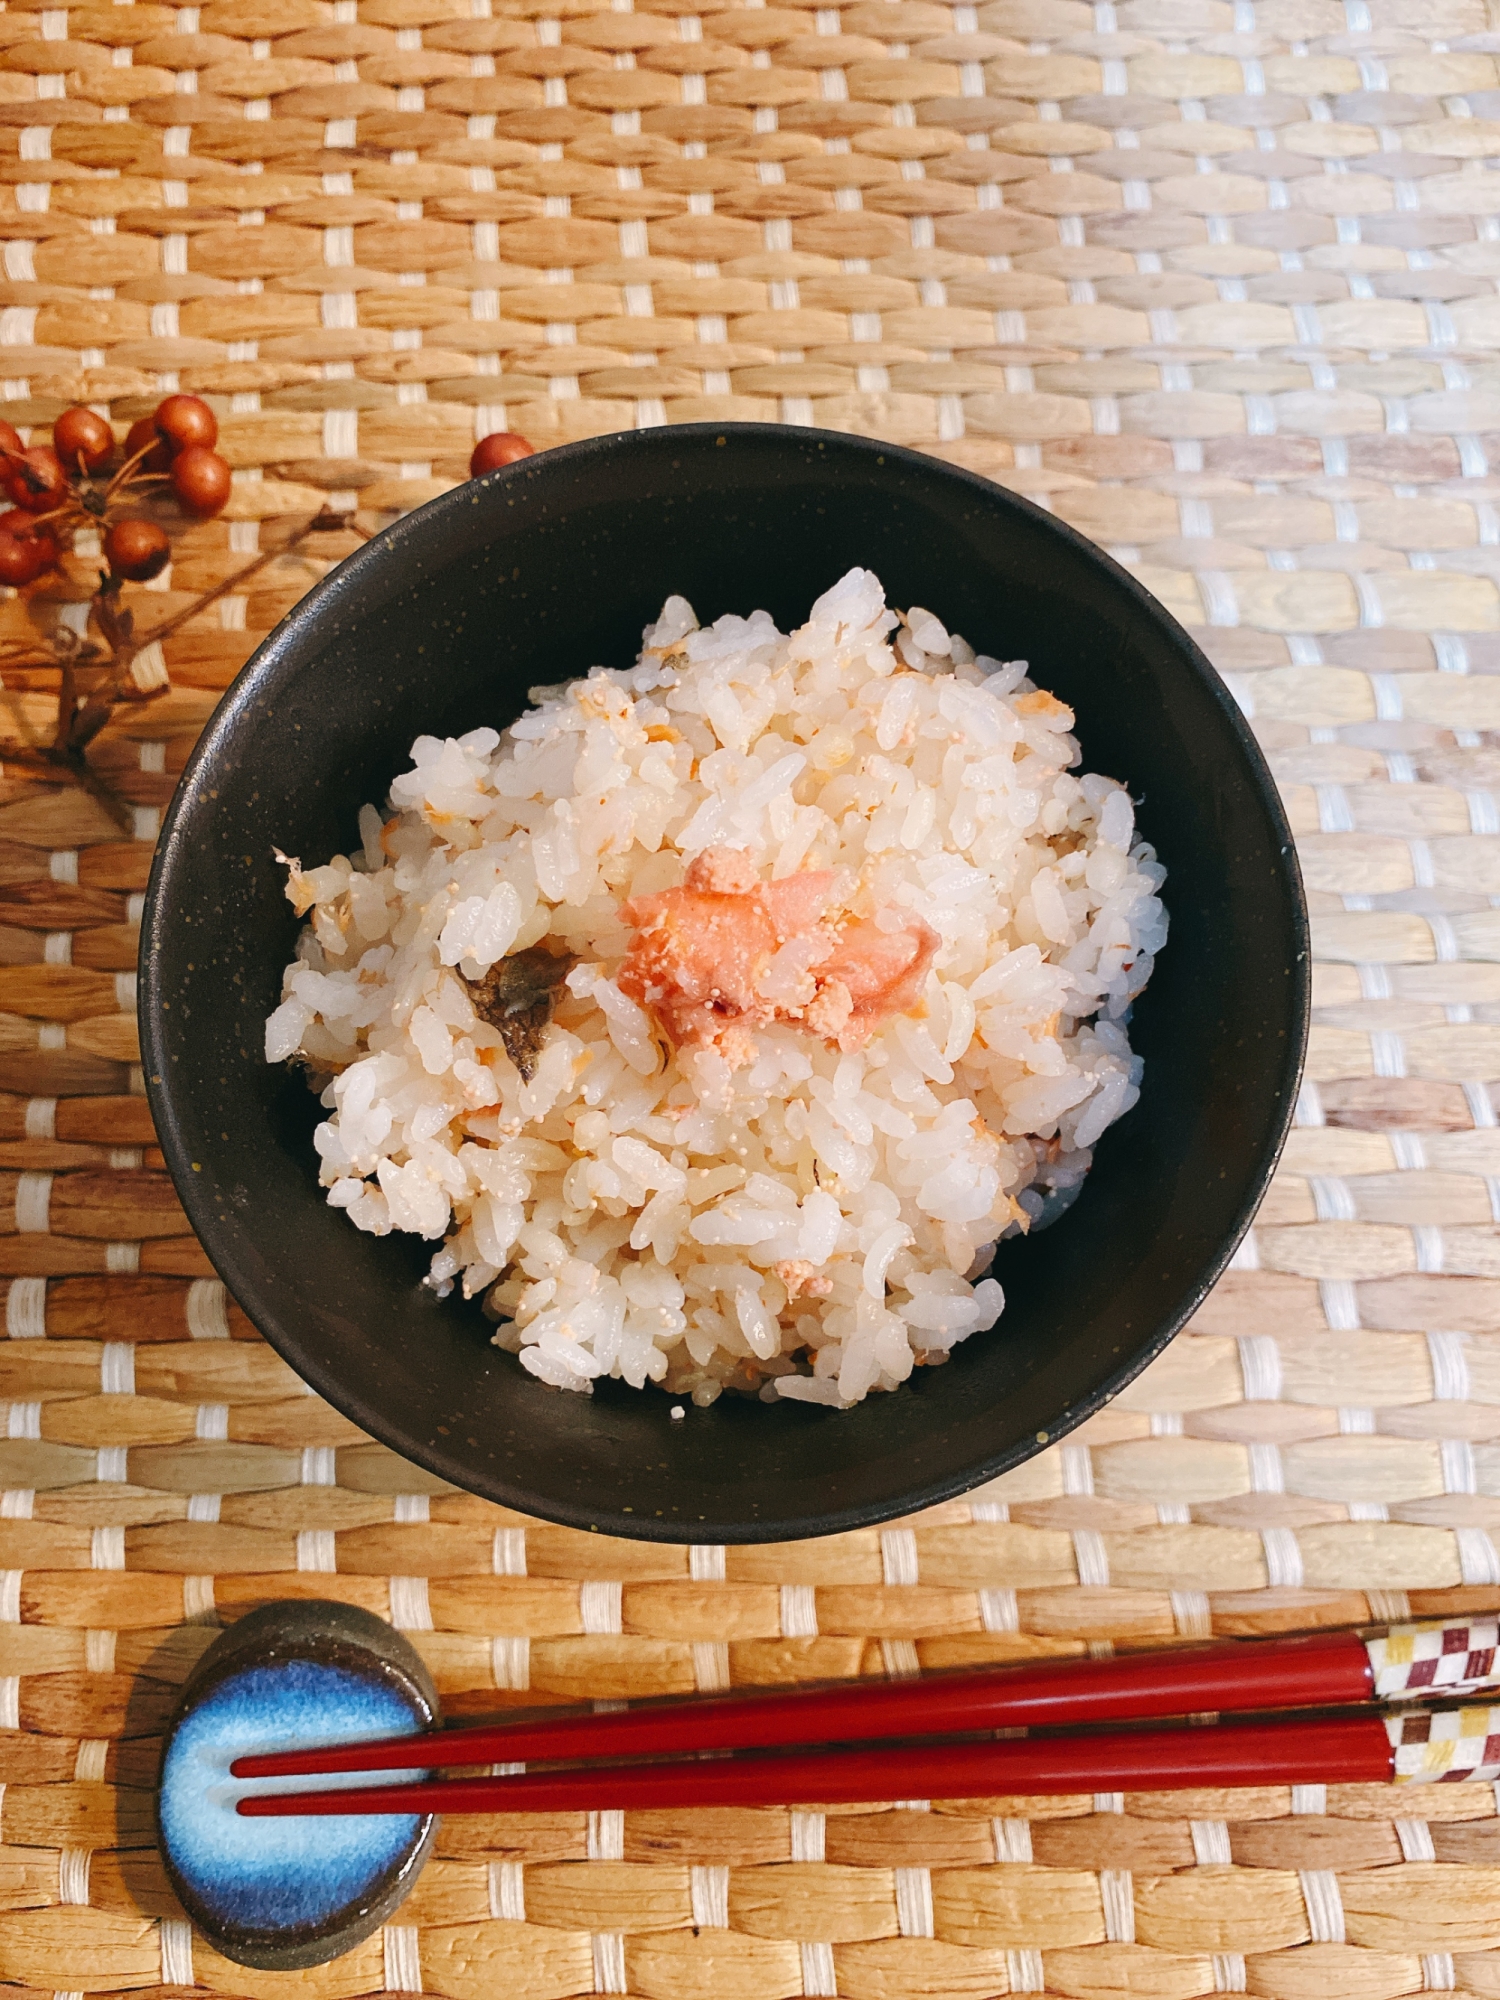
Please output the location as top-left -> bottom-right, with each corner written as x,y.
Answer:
1366,1620 -> 1500,1699
1388,1703 -> 1500,1783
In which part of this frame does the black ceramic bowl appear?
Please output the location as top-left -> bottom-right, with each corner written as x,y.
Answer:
142,425 -> 1306,1543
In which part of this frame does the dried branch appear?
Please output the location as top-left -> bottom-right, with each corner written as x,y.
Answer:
0,389 -> 435,829
128,507 -> 360,657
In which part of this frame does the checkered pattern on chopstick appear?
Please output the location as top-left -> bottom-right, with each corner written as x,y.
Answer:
1367,1621 -> 1500,1699
1387,1704 -> 1500,1784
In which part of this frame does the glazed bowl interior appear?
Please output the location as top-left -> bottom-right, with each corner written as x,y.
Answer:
142,425 -> 1306,1542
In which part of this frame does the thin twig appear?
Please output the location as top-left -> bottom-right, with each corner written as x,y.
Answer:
129,508 -> 354,654
0,644 -> 106,671
61,747 -> 135,833
10,501 -> 88,537
51,646 -> 77,755
102,438 -> 161,501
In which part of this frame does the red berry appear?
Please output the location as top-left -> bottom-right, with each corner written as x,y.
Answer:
53,405 -> 114,475
103,517 -> 171,583
0,535 -> 37,587
124,417 -> 172,475
2,445 -> 66,514
170,444 -> 232,518
0,514 -> 57,586
469,432 -> 534,477
0,426 -> 26,505
154,393 -> 217,455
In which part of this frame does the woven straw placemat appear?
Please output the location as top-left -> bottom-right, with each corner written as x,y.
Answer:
1,0 -> 1500,1993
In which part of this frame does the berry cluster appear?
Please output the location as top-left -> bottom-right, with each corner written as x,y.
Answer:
0,392 -> 232,589
0,409 -> 538,821
0,411 -> 532,596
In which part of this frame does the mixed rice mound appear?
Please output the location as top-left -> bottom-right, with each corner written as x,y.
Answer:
266,569 -> 1167,1409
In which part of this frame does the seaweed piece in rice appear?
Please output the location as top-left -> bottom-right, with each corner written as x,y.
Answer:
463,945 -> 574,1082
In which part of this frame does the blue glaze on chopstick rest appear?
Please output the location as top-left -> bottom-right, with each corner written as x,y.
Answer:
158,1659 -> 429,1933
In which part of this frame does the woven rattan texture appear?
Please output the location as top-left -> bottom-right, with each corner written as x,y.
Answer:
2,0 -> 1500,1992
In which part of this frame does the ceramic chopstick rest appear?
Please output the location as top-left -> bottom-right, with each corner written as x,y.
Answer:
156,1598 -> 440,1970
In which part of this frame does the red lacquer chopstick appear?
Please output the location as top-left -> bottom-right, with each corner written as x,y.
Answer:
240,1703 -> 1500,1818
231,1617 -> 1495,1782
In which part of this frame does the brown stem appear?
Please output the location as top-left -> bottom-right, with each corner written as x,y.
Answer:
0,644 -> 106,670
67,680 -> 125,749
129,509 -> 347,653
9,499 -> 89,538
103,438 -> 164,501
52,650 -> 77,755
53,743 -> 135,833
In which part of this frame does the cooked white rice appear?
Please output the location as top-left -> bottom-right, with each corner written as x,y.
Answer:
266,569 -> 1166,1409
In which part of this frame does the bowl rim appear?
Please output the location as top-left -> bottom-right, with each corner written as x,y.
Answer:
141,421 -> 1309,1540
